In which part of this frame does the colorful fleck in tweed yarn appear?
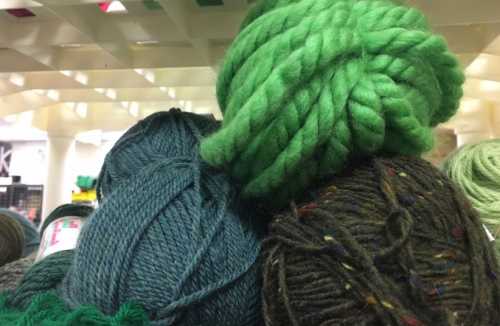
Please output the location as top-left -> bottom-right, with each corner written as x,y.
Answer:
200,0 -> 464,205
262,156 -> 500,325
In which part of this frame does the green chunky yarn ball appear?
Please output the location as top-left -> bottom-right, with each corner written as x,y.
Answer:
200,0 -> 464,204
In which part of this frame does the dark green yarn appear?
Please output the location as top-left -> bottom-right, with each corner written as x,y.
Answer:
262,156 -> 500,325
40,203 -> 94,236
0,292 -> 149,326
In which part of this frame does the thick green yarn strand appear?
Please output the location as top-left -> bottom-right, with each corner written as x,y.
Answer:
443,139 -> 500,249
0,292 -> 149,326
201,0 -> 464,204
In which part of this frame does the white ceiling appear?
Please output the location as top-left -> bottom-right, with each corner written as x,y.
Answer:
0,0 -> 499,138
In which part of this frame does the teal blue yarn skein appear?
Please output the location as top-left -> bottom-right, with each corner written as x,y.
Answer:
59,110 -> 265,325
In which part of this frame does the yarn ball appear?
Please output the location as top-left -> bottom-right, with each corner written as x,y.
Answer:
97,110 -> 218,201
262,156 -> 500,325
0,255 -> 35,293
443,139 -> 500,249
200,0 -> 465,205
0,209 -> 39,257
39,203 -> 94,236
3,204 -> 94,306
0,213 -> 24,267
57,110 -> 264,325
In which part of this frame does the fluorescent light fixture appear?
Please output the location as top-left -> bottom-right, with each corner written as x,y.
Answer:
159,86 -> 168,92
75,72 -> 88,85
480,80 -> 500,92
105,89 -> 117,100
75,103 -> 88,118
168,88 -> 176,99
136,40 -> 159,45
120,101 -> 130,108
46,89 -> 60,101
9,73 -> 25,87
60,70 -> 72,77
129,102 -> 139,117
94,88 -> 106,94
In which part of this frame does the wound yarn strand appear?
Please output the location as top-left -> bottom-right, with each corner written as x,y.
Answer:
200,0 -> 464,205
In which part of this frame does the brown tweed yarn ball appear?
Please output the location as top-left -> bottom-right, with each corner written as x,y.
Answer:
0,213 -> 25,268
262,156 -> 500,326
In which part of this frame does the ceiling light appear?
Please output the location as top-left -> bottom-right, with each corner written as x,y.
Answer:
480,80 -> 500,92
134,68 -> 145,75
9,73 -> 25,87
129,102 -> 139,117
94,88 -> 105,94
99,1 -> 127,14
136,40 -> 159,45
75,72 -> 88,85
60,70 -> 72,77
466,56 -> 488,76
75,103 -> 88,119
179,100 -> 185,107
159,86 -> 168,92
46,89 -> 60,101
66,102 -> 77,109
120,101 -> 130,108
168,88 -> 176,99
105,89 -> 117,100
186,101 -> 193,112
144,71 -> 155,83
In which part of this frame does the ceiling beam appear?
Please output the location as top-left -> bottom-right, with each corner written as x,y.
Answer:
157,0 -> 214,66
